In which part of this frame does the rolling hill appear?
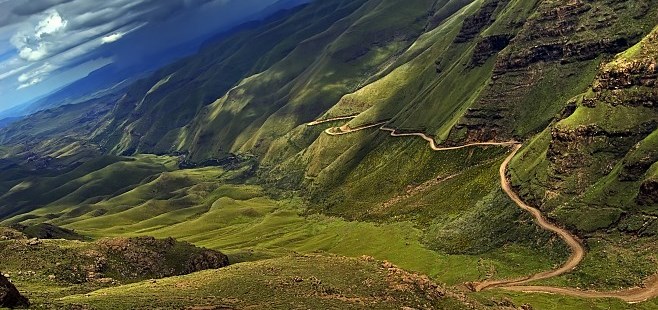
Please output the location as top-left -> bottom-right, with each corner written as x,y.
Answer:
0,0 -> 657,309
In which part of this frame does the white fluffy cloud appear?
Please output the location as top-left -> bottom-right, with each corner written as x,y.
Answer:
100,32 -> 123,44
35,10 -> 67,37
16,76 -> 42,89
2,1 -> 156,90
10,10 -> 68,62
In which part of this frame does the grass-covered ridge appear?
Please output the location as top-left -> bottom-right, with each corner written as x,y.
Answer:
0,155 -> 177,221
58,254 -> 480,310
508,25 -> 658,291
0,0 -> 657,308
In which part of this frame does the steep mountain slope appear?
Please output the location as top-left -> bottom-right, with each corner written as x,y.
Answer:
182,0 -> 445,159
511,25 -> 658,234
85,0 -> 482,159
258,0 -> 657,223
0,0 -> 657,308
501,25 -> 658,291
456,0 -> 656,140
91,1 -> 374,156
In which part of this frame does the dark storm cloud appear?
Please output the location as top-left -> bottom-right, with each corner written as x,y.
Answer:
3,0 -> 270,66
12,0 -> 75,16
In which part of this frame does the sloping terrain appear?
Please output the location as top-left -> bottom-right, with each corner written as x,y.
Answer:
0,0 -> 657,309
59,255 -> 483,310
502,24 -> 658,294
0,155 -> 177,220
0,231 -> 229,308
511,25 -> 658,233
92,0 -> 378,156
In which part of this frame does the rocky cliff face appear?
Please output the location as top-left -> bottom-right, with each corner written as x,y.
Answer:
454,0 -> 510,43
457,0 -> 657,142
496,0 -> 650,71
555,29 -> 658,185
510,25 -> 658,233
470,34 -> 514,67
548,121 -> 656,191
638,179 -> 658,205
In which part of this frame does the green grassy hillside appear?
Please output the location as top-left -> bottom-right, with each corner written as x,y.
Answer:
183,0 -> 448,160
0,156 -> 563,308
505,25 -> 658,290
1,159 -> 558,287
0,155 -> 176,220
92,0 -> 376,156
0,0 -> 657,309
0,232 -> 229,308
58,255 -> 482,310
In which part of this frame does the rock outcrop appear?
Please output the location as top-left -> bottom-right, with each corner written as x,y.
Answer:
470,34 -> 515,66
547,122 -> 656,187
96,237 -> 230,279
594,60 -> 657,91
637,179 -> 658,206
9,223 -> 86,241
456,0 -> 656,142
0,228 -> 25,241
454,0 -> 509,43
183,250 -> 230,274
0,274 -> 29,309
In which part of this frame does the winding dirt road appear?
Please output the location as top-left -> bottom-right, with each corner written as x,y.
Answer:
380,126 -> 519,151
471,144 -> 585,291
307,117 -> 658,303
503,274 -> 658,304
306,115 -> 358,126
324,122 -> 388,136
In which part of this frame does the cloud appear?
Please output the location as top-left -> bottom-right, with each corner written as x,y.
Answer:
11,0 -> 75,16
17,46 -> 47,61
3,0 -> 229,86
35,10 -> 67,37
0,0 -> 282,107
17,62 -> 54,89
10,10 -> 68,61
101,32 -> 123,44
0,63 -> 33,81
17,76 -> 43,89
5,1 -> 213,66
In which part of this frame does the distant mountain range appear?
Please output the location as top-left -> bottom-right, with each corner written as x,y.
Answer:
0,0 -> 312,126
